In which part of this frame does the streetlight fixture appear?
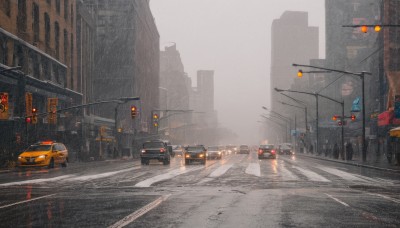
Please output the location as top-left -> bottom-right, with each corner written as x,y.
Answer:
275,87 -> 344,156
292,63 -> 371,162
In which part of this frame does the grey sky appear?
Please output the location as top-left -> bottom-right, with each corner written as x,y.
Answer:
150,0 -> 325,145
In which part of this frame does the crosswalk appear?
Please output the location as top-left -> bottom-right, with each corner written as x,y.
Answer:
1,157 -> 397,188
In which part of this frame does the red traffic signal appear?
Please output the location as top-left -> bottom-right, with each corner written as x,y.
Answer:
297,70 -> 303,78
131,106 -> 137,119
332,115 -> 339,121
351,114 -> 356,121
153,113 -> 159,119
32,108 -> 37,113
25,117 -> 31,123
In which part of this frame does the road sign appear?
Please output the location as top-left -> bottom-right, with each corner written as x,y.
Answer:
351,97 -> 361,112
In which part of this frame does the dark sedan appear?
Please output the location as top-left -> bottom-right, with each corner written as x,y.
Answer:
258,144 -> 276,159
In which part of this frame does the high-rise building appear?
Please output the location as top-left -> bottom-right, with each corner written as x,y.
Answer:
270,11 -> 319,112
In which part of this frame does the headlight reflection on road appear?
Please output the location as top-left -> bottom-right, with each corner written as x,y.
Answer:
272,159 -> 278,174
291,155 -> 296,161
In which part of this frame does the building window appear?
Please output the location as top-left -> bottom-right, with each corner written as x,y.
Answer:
13,44 -> 25,69
64,0 -> 68,20
32,3 -> 40,43
43,59 -> 50,80
45,13 -> 50,47
55,22 -> 60,58
47,0 -> 51,5
56,0 -> 60,14
64,29 -> 68,62
32,53 -> 40,79
1,0 -> 11,17
17,0 -> 27,32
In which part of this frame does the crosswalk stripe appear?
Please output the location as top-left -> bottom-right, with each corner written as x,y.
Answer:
317,166 -> 367,183
135,166 -> 203,187
279,166 -> 299,181
209,164 -> 234,178
293,166 -> 331,182
245,163 -> 261,177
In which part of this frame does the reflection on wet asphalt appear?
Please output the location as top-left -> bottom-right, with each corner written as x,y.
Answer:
0,153 -> 399,227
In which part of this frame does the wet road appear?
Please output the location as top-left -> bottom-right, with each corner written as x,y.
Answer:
0,152 -> 399,227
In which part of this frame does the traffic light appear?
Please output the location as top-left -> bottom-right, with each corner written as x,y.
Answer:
25,117 -> 31,124
0,92 -> 9,120
351,114 -> 356,121
32,107 -> 38,124
131,106 -> 137,119
361,25 -> 368,33
374,25 -> 381,32
297,70 -> 303,78
153,113 -> 159,127
332,115 -> 339,121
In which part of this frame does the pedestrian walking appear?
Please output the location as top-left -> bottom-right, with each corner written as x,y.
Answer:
333,143 -> 339,159
346,142 -> 353,161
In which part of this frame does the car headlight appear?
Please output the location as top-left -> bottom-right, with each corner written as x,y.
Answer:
185,154 -> 190,158
218,152 -> 221,155
141,149 -> 146,153
199,154 -> 204,158
38,155 -> 47,159
18,156 -> 22,159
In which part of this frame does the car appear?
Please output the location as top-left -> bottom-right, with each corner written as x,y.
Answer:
207,146 -> 222,160
278,143 -> 293,155
185,145 -> 207,165
172,145 -> 184,157
17,141 -> 69,168
238,145 -> 250,154
258,144 -> 276,159
140,140 -> 171,165
226,145 -> 237,154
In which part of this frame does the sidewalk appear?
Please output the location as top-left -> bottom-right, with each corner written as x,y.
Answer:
297,152 -> 400,173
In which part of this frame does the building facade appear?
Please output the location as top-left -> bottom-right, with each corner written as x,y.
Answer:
0,0 -> 82,161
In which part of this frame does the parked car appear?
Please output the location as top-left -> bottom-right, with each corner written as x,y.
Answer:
207,146 -> 222,160
17,141 -> 68,168
140,140 -> 171,165
185,145 -> 207,165
238,145 -> 250,154
258,144 -> 276,159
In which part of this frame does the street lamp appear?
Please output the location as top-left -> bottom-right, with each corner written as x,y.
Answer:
275,87 -> 344,156
293,63 -> 370,162
260,115 -> 288,142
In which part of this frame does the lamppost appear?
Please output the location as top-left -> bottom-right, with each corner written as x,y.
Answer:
281,102 -> 308,132
293,63 -> 370,162
275,87 -> 344,156
261,107 -> 293,142
260,115 -> 288,142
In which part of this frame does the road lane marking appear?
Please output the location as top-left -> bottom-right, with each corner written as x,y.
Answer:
317,166 -> 368,183
109,194 -> 170,228
0,193 -> 57,209
245,163 -> 261,177
66,167 -> 140,182
0,175 -> 75,186
293,166 -> 330,182
325,193 -> 350,207
367,193 -> 400,204
209,164 -> 234,178
135,166 -> 203,187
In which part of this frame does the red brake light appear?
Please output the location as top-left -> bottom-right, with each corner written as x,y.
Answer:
271,150 -> 276,154
258,149 -> 263,154
160,148 -> 165,153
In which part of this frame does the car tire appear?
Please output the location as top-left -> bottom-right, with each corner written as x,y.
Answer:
61,160 -> 67,168
141,159 -> 146,165
163,159 -> 168,165
48,158 -> 54,169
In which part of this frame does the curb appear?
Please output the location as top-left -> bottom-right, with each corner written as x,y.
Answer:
297,153 -> 400,173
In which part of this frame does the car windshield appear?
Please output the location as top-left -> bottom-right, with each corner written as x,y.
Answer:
25,145 -> 52,152
208,146 -> 219,151
260,145 -> 274,149
186,147 -> 204,152
143,142 -> 164,149
240,145 -> 248,149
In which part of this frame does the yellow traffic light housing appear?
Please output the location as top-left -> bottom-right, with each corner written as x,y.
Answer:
374,25 -> 381,32
297,70 -> 303,78
153,113 -> 159,119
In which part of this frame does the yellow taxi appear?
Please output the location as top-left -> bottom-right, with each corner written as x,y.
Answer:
17,141 -> 69,168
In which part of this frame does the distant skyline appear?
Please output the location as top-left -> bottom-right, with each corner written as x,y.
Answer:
150,0 -> 325,144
